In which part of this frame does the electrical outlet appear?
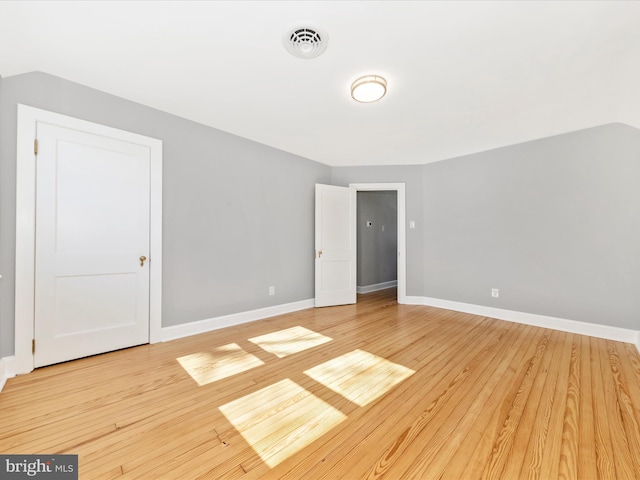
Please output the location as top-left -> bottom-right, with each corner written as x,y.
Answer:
269,286 -> 275,296
491,288 -> 499,298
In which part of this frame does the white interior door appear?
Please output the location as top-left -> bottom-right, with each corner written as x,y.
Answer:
34,122 -> 151,367
315,184 -> 356,307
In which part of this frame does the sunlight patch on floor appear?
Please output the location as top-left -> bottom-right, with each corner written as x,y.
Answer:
219,378 -> 346,468
304,349 -> 415,407
177,343 -> 264,386
249,326 -> 332,358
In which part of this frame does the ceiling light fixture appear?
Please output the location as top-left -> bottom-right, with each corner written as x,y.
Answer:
351,75 -> 387,103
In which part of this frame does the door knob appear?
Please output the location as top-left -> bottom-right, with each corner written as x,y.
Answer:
318,250 -> 323,258
140,256 -> 147,267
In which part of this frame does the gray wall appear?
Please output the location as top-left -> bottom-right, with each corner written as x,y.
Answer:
422,124 -> 640,330
1,72 -> 639,359
333,125 -> 640,331
0,72 -> 331,357
0,74 -> 5,357
357,191 -> 397,287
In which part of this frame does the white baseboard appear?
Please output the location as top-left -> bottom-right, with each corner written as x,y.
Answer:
2,299 -> 316,391
5,296 -> 638,393
357,280 -> 398,294
404,296 -> 428,305
406,296 -> 639,345
160,299 -> 315,342
0,356 -> 15,393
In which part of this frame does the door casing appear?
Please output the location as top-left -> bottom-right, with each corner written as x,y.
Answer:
14,104 -> 163,374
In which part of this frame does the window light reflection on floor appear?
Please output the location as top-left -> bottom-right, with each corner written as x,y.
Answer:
304,349 -> 415,407
177,343 -> 264,386
249,326 -> 332,358
219,378 -> 346,468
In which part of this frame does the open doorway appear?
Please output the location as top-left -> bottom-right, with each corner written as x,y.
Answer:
357,191 -> 398,294
351,183 -> 406,304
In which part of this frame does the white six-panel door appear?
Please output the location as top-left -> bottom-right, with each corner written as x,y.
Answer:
315,184 -> 356,307
34,122 -> 151,367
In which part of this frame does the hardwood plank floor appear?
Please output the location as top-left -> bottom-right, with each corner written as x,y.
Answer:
1,289 -> 639,479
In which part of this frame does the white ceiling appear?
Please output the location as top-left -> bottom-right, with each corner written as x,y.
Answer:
1,1 -> 639,167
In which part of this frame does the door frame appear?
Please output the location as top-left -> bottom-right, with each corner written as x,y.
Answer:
14,104 -> 163,375
350,183 -> 406,304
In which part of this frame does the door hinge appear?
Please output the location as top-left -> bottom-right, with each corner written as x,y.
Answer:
32,339 -> 36,354
34,139 -> 39,156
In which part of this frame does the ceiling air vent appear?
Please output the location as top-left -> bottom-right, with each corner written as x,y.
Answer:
283,26 -> 328,59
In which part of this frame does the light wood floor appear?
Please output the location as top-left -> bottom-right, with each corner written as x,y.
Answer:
1,289 -> 639,479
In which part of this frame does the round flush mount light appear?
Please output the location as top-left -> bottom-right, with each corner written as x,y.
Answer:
283,26 -> 328,59
351,75 -> 387,103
